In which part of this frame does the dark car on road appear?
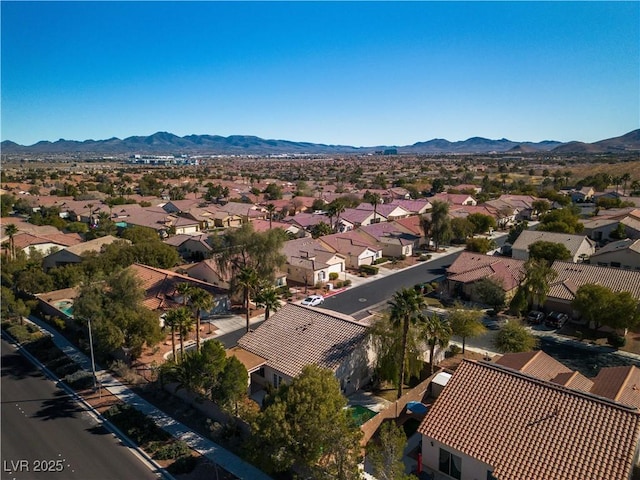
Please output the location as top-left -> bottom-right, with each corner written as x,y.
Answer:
527,310 -> 545,325
545,311 -> 569,329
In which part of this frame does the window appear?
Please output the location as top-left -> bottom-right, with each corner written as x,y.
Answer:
273,373 -> 283,389
439,448 -> 462,480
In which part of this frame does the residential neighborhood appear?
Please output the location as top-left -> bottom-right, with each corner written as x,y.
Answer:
3,148 -> 640,480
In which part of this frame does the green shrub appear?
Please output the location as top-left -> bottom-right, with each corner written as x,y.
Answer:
104,404 -> 171,446
153,441 -> 191,460
607,333 -> 626,349
53,362 -> 80,378
166,455 -> 198,475
334,281 -> 344,288
6,324 -> 33,343
343,279 -> 352,287
360,265 -> 379,275
329,272 -> 339,281
418,253 -> 432,261
373,257 -> 386,265
64,370 -> 95,390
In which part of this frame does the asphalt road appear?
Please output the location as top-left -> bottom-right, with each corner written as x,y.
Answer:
322,250 -> 459,316
1,339 -> 161,480
323,237 -> 508,317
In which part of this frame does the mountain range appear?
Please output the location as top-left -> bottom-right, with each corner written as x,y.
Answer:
2,129 -> 639,156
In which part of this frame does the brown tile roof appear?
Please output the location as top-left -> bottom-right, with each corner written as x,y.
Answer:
551,371 -> 594,392
237,303 -> 368,378
128,263 -> 226,311
494,351 -> 572,382
591,366 -> 640,409
418,360 -> 640,480
549,261 -> 640,301
447,252 -> 526,291
511,230 -> 595,256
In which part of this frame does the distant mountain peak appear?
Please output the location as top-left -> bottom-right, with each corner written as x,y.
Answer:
1,130 -> 638,155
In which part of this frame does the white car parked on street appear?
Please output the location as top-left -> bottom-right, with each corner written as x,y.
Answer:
301,294 -> 325,306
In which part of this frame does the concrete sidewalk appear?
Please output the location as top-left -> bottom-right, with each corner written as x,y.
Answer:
28,315 -> 272,480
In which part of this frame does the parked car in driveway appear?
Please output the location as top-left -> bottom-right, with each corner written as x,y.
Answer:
301,294 -> 324,307
545,311 -> 569,329
527,311 -> 545,325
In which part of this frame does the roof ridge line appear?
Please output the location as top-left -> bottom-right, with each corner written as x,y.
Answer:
475,359 -> 640,413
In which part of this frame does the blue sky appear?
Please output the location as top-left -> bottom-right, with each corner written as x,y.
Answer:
2,1 -> 638,146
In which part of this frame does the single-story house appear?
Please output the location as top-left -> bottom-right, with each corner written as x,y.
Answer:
418,354 -> 640,480
444,252 -> 526,302
387,199 -> 432,215
511,230 -> 596,263
546,260 -> 640,317
42,235 -> 123,270
359,222 -> 421,258
341,208 -> 386,227
235,303 -> 373,396
589,238 -> 640,270
10,231 -> 83,257
317,232 -> 382,269
163,233 -> 213,260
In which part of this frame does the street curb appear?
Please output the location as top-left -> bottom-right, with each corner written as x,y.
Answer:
1,328 -> 176,480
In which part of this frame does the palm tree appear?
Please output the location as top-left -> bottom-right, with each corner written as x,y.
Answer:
423,314 -> 452,374
370,193 -> 382,224
388,288 -> 426,399
613,176 -> 621,194
254,284 -> 281,321
237,266 -> 259,332
521,258 -> 557,310
4,223 -> 18,260
176,282 -> 193,307
327,199 -> 347,233
631,180 -> 640,195
266,203 -> 277,229
190,288 -> 213,352
622,173 -> 631,195
165,307 -> 192,361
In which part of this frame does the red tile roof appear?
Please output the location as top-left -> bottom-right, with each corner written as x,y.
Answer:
591,366 -> 640,409
419,360 -> 640,480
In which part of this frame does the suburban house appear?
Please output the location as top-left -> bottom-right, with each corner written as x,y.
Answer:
589,238 -> 640,270
387,198 -> 432,215
10,231 -> 83,257
444,252 -> 526,302
317,232 -> 382,269
567,186 -> 596,203
358,222 -> 422,258
235,303 -> 373,398
128,263 -> 230,315
282,237 -> 346,286
250,218 -> 308,238
511,230 -> 596,263
432,193 -> 477,207
418,354 -> 640,480
42,235 -> 123,270
546,261 -> 640,317
356,202 -> 412,221
163,233 -> 213,260
341,208 -> 386,228
283,212 -> 334,232
186,257 -> 287,290
390,215 -> 427,246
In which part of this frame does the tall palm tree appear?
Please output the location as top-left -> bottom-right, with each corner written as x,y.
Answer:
388,288 -> 426,399
521,258 -> 557,310
4,223 -> 18,260
621,173 -> 631,195
370,193 -> 382,224
613,176 -> 621,194
254,284 -> 281,321
190,288 -> 213,352
165,307 -> 192,361
266,203 -> 277,229
237,266 -> 259,332
423,314 -> 452,374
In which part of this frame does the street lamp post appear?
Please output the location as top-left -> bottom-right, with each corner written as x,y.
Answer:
86,317 -> 100,397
